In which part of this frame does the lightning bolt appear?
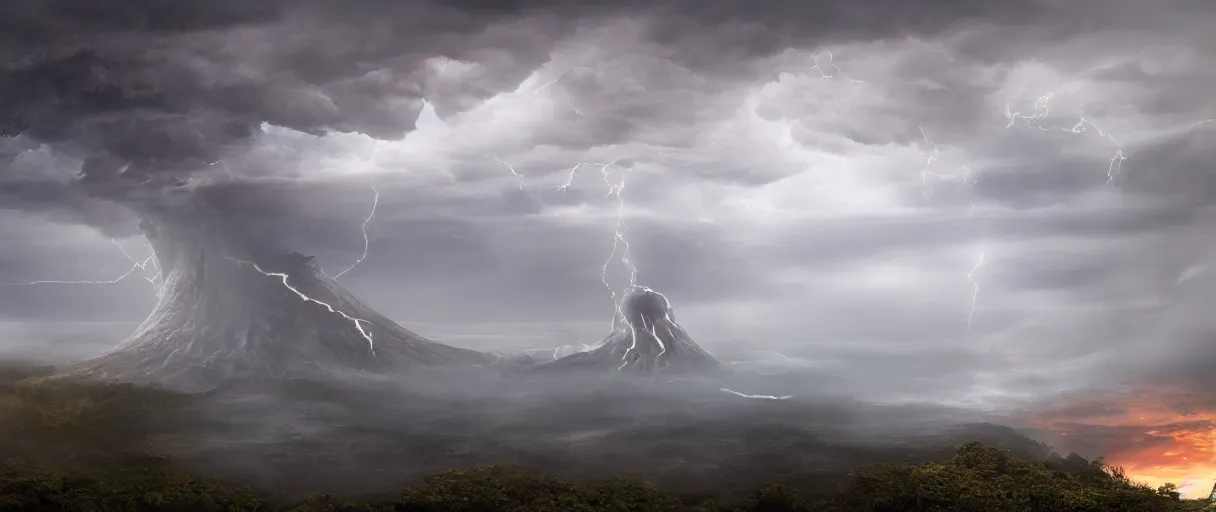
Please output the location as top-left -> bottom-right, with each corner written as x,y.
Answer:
918,125 -> 941,201
917,126 -> 983,329
720,388 -> 794,400
567,100 -> 584,117
556,160 -> 630,302
809,49 -> 865,85
332,185 -> 379,279
918,126 -> 977,211
0,266 -> 142,286
529,70 -> 586,116
558,160 -> 677,373
966,250 -> 986,331
208,159 -> 236,179
111,238 -> 162,295
1005,83 -> 1126,185
956,165 -> 977,213
615,285 -> 686,373
492,155 -> 525,190
531,72 -> 568,96
599,163 -> 635,298
0,238 -> 159,288
590,161 -> 650,369
557,161 -> 615,192
578,50 -> 862,373
226,257 -> 376,357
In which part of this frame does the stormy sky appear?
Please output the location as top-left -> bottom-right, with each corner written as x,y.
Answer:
1,0 -> 1215,490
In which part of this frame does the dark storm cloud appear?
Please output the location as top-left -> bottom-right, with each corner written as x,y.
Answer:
1122,128 -> 1216,204
0,0 -> 567,215
447,0 -> 1042,38
0,1 -> 282,166
0,0 -> 284,42
1,0 -> 1215,433
0,0 -> 1103,187
0,0 -> 1200,230
0,180 -> 137,235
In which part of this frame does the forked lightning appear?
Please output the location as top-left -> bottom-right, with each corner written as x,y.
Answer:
493,156 -> 525,190
530,69 -> 585,116
916,126 -> 983,328
1004,83 -> 1126,185
333,185 -> 380,279
1,238 -> 160,290
112,239 -> 163,296
966,251 -> 985,331
227,257 -> 377,357
559,159 -> 675,371
810,49 -> 865,85
917,126 -> 977,210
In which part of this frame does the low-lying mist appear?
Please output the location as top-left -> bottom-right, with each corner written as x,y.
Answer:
0,324 -> 1066,505
28,361 -> 1057,499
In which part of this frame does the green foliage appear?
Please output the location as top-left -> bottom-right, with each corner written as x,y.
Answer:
3,443 -> 1201,512
0,465 -> 266,512
0,367 -> 189,474
740,484 -> 819,512
281,494 -> 391,512
396,466 -> 687,512
833,441 -> 1189,512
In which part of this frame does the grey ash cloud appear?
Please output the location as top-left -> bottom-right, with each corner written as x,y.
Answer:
0,0 -> 1214,415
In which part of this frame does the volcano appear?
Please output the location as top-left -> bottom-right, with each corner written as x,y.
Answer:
535,285 -> 723,376
67,183 -> 502,391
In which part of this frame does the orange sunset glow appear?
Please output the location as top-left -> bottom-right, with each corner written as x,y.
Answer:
1033,387 -> 1216,498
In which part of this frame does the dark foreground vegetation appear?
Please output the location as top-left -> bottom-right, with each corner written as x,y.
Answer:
1,361 -> 1211,512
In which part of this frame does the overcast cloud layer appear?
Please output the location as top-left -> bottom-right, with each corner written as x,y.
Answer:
1,0 -> 1215,492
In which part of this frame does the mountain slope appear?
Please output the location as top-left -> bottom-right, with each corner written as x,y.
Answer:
68,186 -> 500,391
535,285 -> 722,376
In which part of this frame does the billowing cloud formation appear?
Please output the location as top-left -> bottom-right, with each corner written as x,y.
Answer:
2,0 -> 1216,493
0,0 -> 572,232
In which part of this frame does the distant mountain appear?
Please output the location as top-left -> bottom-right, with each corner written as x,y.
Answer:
534,285 -> 722,375
67,188 -> 505,391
